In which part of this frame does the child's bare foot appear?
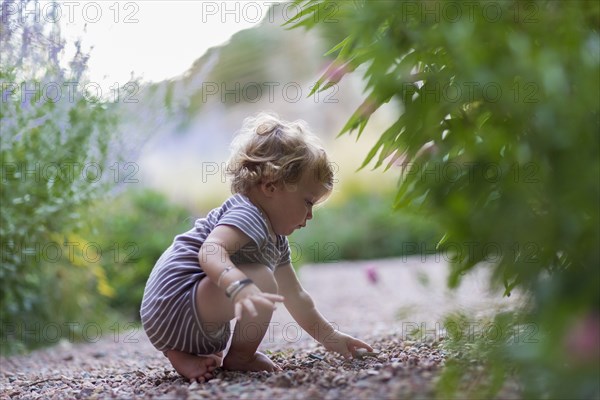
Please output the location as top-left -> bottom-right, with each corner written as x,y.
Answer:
166,350 -> 223,383
222,351 -> 281,372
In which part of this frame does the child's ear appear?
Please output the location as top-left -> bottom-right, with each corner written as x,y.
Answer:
261,181 -> 277,197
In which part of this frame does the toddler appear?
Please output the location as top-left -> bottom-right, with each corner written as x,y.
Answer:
140,112 -> 372,382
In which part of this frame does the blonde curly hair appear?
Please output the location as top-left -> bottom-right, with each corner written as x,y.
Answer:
227,112 -> 334,195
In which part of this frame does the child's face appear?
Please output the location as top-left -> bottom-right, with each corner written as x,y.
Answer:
265,170 -> 329,236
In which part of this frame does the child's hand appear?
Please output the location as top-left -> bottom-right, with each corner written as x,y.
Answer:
232,284 -> 284,321
322,331 -> 373,360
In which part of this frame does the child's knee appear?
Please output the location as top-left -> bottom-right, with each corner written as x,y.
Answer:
236,264 -> 278,294
261,274 -> 278,295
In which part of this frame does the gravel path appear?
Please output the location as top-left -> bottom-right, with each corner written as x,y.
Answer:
1,257 -> 525,399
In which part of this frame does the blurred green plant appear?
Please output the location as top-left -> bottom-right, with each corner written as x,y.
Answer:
290,188 -> 443,265
289,0 -> 599,397
1,0 -> 120,354
84,188 -> 193,320
434,311 -> 523,398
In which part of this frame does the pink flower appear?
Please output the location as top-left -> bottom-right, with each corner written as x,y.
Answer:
365,264 -> 379,285
564,312 -> 600,365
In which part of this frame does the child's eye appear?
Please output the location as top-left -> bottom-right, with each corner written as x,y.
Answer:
305,200 -> 314,207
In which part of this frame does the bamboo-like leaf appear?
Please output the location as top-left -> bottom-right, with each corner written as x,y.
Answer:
337,109 -> 367,138
359,117 -> 404,170
436,233 -> 449,250
337,92 -> 389,139
372,128 -> 402,168
502,272 -> 520,297
324,36 -> 352,57
317,59 -> 356,93
384,149 -> 403,172
309,37 -> 358,96
282,0 -> 321,28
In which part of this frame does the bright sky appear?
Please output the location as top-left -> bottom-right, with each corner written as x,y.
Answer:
52,1 -> 273,89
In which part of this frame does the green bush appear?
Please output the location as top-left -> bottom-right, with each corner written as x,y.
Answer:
84,188 -> 193,320
290,0 -> 599,397
290,189 -> 443,265
1,1 -> 120,354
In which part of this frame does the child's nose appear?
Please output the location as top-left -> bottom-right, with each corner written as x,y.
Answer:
307,209 -> 313,220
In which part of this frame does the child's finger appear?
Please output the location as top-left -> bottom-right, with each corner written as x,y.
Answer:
263,293 -> 285,302
352,338 -> 373,352
234,302 -> 243,320
242,298 -> 258,318
273,362 -> 283,372
252,295 -> 278,310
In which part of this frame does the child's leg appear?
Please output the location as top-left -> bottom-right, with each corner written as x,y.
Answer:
194,263 -> 280,372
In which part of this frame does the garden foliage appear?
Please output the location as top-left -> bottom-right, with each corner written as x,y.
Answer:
1,0 -> 118,353
84,189 -> 193,320
288,0 -> 599,397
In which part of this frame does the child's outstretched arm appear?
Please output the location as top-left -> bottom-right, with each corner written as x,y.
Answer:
274,263 -> 373,359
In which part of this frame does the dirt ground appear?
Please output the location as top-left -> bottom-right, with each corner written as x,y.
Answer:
0,257 -> 525,399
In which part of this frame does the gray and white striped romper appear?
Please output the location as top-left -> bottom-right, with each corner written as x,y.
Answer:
140,194 -> 291,355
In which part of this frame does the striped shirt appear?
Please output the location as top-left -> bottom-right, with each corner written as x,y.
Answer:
140,193 -> 291,354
